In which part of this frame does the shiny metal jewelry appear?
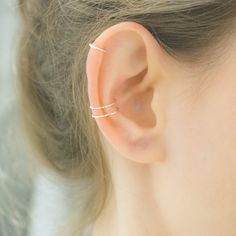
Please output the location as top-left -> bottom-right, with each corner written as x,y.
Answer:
89,43 -> 107,53
89,43 -> 118,119
89,101 -> 118,119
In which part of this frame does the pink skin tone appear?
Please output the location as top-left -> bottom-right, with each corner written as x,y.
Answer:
86,21 -> 236,236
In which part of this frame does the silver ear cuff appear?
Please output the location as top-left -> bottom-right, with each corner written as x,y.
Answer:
89,43 -> 107,53
88,43 -> 118,119
90,101 -> 119,119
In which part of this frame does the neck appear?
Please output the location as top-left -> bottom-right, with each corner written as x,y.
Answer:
92,142 -> 170,236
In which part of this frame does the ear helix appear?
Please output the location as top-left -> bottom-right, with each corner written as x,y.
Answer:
88,43 -> 119,119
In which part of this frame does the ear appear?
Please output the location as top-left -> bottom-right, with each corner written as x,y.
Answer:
86,21 -> 167,164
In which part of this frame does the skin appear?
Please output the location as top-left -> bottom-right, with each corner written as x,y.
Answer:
86,21 -> 236,236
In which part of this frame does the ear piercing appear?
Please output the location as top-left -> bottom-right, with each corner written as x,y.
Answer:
88,43 -> 118,119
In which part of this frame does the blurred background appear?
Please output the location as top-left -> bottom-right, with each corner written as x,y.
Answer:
0,0 -> 18,110
0,1 -> 73,235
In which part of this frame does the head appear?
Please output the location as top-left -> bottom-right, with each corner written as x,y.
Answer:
17,0 -> 236,235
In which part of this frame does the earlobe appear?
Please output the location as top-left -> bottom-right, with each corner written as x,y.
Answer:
86,21 -> 166,164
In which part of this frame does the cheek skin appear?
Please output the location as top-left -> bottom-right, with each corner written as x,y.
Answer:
153,56 -> 236,235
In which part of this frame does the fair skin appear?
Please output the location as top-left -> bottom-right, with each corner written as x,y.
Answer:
86,21 -> 236,236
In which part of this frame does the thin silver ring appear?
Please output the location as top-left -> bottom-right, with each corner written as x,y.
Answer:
89,43 -> 106,53
92,110 -> 118,119
90,101 -> 116,110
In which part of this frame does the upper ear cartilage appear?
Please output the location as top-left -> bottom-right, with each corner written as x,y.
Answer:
88,43 -> 117,119
89,43 -> 107,53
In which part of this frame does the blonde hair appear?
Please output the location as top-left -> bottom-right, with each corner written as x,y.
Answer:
17,0 -> 236,235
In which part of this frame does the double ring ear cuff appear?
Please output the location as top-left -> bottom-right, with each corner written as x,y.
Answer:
88,43 -> 119,119
90,100 -> 119,119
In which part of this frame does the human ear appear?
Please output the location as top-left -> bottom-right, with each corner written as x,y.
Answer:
86,21 -> 167,164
